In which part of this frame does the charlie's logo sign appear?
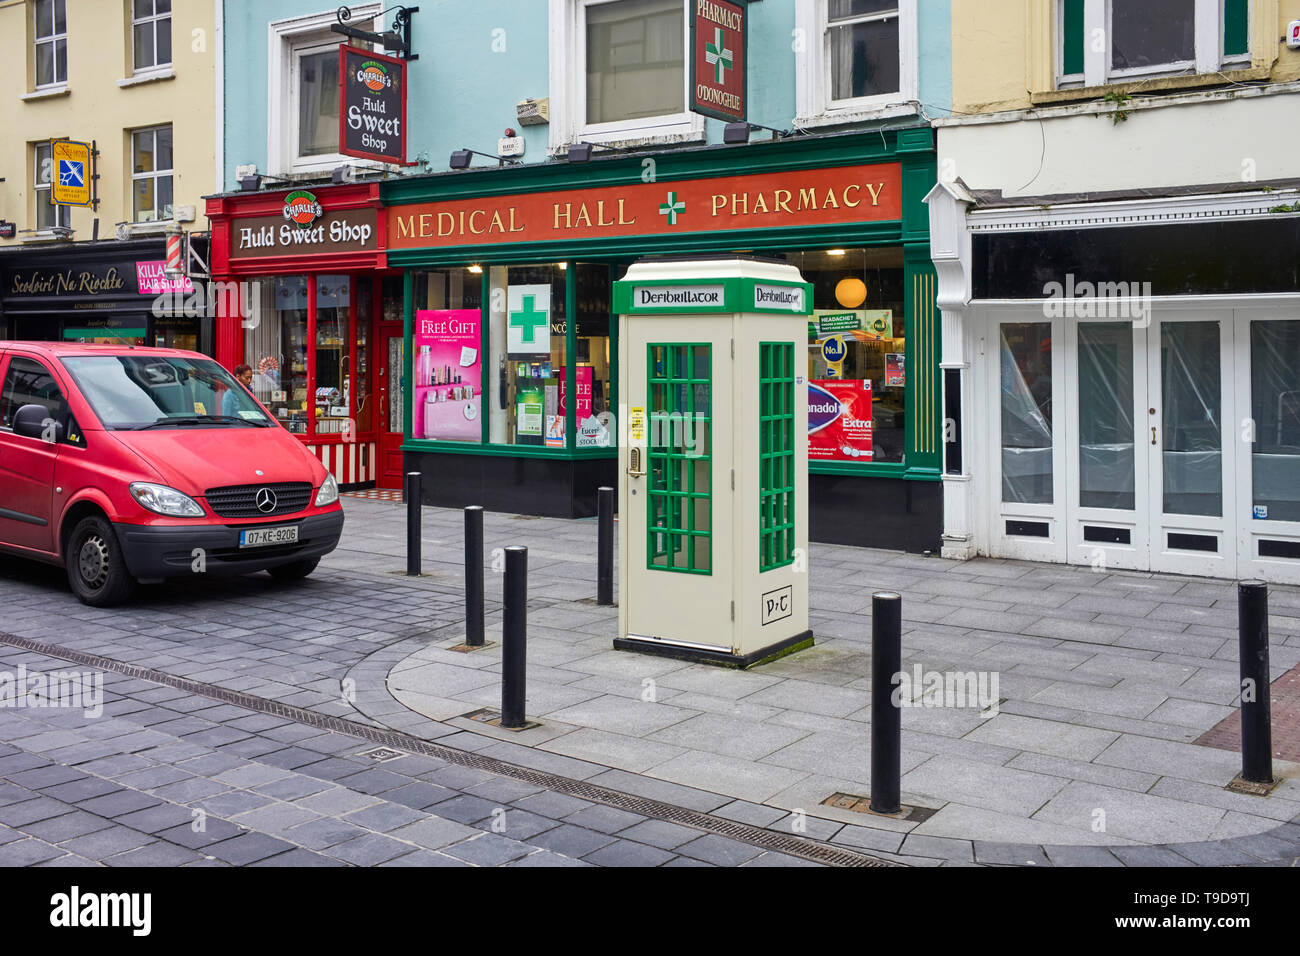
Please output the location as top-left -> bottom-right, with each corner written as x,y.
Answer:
282,191 -> 323,229
358,60 -> 390,91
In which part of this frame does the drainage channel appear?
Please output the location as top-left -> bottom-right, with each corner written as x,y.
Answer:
0,632 -> 895,868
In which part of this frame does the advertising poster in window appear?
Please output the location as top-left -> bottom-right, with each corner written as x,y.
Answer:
339,46 -> 408,165
885,352 -> 905,387
808,379 -> 873,461
414,309 -> 480,441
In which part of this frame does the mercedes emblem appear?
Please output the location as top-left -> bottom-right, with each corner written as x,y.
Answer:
255,488 -> 278,513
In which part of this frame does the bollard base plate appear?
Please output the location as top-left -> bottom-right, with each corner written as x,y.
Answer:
448,641 -> 496,653
822,792 -> 938,823
463,707 -> 541,732
1225,774 -> 1280,797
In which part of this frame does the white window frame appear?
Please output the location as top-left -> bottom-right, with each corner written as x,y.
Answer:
130,125 -> 174,223
131,0 -> 173,76
548,0 -> 703,155
33,0 -> 68,91
795,0 -> 918,129
1064,0 -> 1249,89
267,5 -> 382,177
33,142 -> 71,233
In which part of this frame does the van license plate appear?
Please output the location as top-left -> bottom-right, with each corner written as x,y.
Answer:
240,526 -> 299,548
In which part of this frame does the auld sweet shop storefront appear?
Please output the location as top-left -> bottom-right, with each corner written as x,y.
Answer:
382,129 -> 944,551
205,182 -> 399,489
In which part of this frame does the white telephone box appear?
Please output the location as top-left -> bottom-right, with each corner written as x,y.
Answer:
612,257 -> 813,667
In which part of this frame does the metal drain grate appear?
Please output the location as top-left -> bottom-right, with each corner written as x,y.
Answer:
0,631 -> 894,868
360,747 -> 405,763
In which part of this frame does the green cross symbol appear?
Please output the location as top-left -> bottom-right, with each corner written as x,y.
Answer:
704,27 -> 733,84
658,192 -> 686,226
509,294 -> 548,344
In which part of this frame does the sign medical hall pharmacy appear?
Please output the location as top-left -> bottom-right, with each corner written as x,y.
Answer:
691,0 -> 747,122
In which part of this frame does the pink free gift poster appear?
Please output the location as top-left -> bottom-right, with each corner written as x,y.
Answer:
414,309 -> 481,441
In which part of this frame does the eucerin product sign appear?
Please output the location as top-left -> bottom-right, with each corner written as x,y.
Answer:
634,285 -> 724,308
754,284 -> 804,311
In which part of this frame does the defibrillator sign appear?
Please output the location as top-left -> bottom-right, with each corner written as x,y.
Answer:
50,140 -> 92,207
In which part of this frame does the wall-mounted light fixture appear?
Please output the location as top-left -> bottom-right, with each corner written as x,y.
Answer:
723,121 -> 797,145
566,142 -> 638,163
450,148 -> 521,170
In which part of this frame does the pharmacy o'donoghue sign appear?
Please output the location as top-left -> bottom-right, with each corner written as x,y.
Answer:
387,162 -> 902,249
691,0 -> 747,122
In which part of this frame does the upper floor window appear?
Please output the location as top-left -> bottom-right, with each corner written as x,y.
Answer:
795,0 -> 918,127
131,125 -> 173,223
267,5 -> 380,176
34,0 -> 68,89
1059,0 -> 1250,88
33,142 -> 71,232
549,0 -> 701,151
132,0 -> 173,73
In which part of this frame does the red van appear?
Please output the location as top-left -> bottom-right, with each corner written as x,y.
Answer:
0,343 -> 344,607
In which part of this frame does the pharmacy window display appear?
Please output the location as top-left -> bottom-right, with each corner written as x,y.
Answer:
489,263 -> 568,448
780,248 -> 906,464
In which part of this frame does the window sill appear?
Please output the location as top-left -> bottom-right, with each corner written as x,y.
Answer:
1033,64 -> 1269,106
21,85 -> 70,102
795,101 -> 919,130
118,69 -> 175,88
552,120 -> 706,156
20,230 -> 74,244
120,220 -> 179,238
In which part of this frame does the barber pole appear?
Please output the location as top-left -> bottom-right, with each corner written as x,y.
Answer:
165,227 -> 183,278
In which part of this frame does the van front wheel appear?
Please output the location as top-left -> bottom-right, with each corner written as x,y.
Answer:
66,516 -> 137,607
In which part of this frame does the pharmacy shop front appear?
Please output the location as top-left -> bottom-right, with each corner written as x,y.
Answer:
206,182 -> 398,489
383,130 -> 943,550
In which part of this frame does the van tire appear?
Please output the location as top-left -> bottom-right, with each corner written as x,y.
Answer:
66,516 -> 136,607
268,558 -> 320,581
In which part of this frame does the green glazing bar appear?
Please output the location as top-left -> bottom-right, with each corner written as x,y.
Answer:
759,342 -> 795,572
646,342 -> 712,575
1062,0 -> 1085,76
1224,0 -> 1249,57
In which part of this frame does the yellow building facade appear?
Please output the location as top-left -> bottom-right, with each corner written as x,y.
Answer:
0,0 -> 217,245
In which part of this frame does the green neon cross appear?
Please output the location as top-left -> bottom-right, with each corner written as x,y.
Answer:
509,294 -> 548,344
704,27 -> 733,84
659,192 -> 686,226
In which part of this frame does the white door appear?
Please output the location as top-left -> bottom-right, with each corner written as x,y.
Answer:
623,326 -> 734,650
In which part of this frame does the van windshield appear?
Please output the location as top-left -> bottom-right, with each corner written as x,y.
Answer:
60,356 -> 275,430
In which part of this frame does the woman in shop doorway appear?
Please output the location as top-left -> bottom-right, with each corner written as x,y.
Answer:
223,364 -> 254,417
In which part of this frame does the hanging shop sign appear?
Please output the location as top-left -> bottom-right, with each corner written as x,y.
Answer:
389,163 -> 902,249
414,308 -> 481,441
339,46 -> 408,165
808,379 -> 873,461
50,139 -> 93,207
690,0 -> 747,122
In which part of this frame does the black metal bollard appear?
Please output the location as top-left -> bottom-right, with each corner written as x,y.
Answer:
597,486 -> 614,606
465,506 -> 485,646
501,546 -> 528,728
404,471 -> 422,576
1238,580 -> 1273,784
870,591 -> 902,814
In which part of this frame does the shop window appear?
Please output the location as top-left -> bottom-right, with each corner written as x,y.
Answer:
795,0 -> 917,127
549,0 -> 702,151
131,125 -> 174,223
1058,0 -> 1249,88
1251,321 -> 1300,523
780,248 -> 906,464
1000,323 -> 1054,505
412,269 -> 483,442
33,142 -> 71,232
132,0 -> 172,73
354,277 -> 373,434
245,277 -> 310,434
34,0 -> 67,89
488,264 -> 567,447
314,275 -> 352,436
573,263 -> 614,447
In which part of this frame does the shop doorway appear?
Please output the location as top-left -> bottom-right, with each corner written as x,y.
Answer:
987,308 -> 1300,584
377,322 -> 406,489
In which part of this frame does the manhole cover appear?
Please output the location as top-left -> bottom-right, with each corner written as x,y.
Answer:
359,747 -> 404,763
822,792 -> 938,823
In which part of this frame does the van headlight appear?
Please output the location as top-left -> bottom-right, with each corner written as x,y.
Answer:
315,473 -> 339,507
129,482 -> 205,518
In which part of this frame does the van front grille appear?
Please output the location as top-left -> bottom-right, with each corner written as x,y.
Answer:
204,482 -> 313,518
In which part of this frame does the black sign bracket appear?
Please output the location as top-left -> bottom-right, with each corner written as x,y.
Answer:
332,5 -> 419,61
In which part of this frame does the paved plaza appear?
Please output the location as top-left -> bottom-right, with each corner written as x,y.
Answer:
0,495 -> 1297,866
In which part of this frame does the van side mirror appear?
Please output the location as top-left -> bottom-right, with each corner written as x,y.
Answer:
12,404 -> 63,443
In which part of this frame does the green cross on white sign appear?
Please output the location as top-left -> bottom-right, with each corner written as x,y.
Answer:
659,192 -> 686,226
510,294 -> 548,344
704,27 -> 733,84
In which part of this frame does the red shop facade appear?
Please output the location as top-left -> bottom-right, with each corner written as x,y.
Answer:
206,182 -> 405,489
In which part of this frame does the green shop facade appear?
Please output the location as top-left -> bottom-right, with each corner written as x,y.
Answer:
381,128 -> 943,552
